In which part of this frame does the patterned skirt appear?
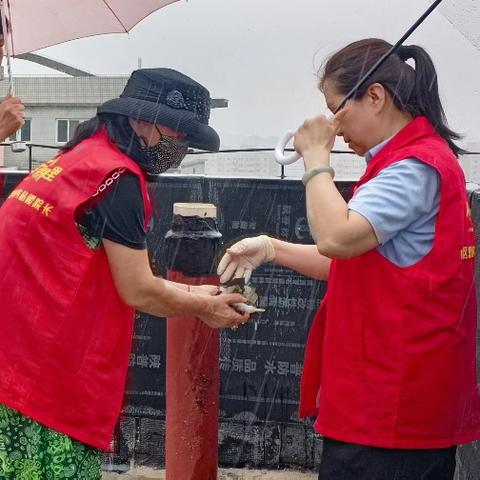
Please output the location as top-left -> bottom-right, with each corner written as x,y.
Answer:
0,404 -> 101,480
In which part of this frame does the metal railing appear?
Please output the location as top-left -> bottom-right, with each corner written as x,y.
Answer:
1,142 -> 480,181
0,142 -> 60,172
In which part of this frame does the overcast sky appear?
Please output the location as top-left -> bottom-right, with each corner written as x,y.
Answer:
10,0 -> 480,149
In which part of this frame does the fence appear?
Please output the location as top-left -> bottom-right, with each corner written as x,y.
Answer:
2,143 -> 480,183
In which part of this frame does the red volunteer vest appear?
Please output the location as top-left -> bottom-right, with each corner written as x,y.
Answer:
300,117 -> 480,448
0,130 -> 151,450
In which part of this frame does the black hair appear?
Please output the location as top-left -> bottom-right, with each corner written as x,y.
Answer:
319,38 -> 465,156
62,113 -> 146,163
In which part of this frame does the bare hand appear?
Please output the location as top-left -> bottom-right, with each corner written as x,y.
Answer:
191,284 -> 219,296
198,293 -> 250,329
0,95 -> 26,142
293,110 -> 346,159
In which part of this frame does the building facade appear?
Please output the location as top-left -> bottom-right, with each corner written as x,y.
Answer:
1,76 -> 478,182
0,76 -> 128,169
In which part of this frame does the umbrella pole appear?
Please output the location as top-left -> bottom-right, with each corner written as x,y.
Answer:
334,0 -> 444,113
0,1 -> 26,152
0,0 -> 14,95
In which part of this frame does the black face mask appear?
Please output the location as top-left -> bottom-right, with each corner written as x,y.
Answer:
140,132 -> 189,174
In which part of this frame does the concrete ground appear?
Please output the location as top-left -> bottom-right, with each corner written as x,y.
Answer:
103,468 -> 317,479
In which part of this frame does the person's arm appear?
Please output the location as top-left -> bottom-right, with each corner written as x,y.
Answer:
78,174 -> 231,320
168,280 -> 219,296
103,239 -> 248,329
217,235 -> 331,283
303,166 -> 379,258
294,113 -> 378,258
270,238 -> 331,280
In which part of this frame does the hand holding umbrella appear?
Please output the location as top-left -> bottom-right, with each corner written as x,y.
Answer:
0,0 -> 181,150
0,0 -> 181,91
0,21 -> 25,145
0,94 -> 25,142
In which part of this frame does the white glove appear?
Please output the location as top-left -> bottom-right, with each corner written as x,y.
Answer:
217,235 -> 275,284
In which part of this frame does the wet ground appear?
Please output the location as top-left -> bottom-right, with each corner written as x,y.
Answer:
103,468 -> 317,479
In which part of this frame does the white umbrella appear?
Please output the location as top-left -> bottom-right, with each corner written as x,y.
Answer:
0,0 -> 181,93
275,0 -> 480,165
439,0 -> 480,50
0,0 -> 181,149
0,0 -> 180,56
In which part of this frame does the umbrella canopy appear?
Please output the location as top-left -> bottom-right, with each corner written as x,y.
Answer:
439,0 -> 480,50
1,0 -> 180,56
275,0 -> 480,165
1,0 -> 478,57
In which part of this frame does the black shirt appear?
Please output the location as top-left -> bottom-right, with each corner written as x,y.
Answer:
77,172 -> 147,249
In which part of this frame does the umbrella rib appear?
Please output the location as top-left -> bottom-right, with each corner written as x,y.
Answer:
101,0 -> 128,32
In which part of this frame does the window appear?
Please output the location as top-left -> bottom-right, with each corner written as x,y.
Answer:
9,119 -> 32,142
56,119 -> 81,143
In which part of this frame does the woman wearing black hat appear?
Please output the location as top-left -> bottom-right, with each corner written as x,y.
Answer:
0,68 -> 248,479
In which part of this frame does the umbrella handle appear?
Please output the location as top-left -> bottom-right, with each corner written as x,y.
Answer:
274,109 -> 334,165
274,130 -> 301,165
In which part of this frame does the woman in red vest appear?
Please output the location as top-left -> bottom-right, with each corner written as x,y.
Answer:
0,68 -> 249,479
218,38 -> 480,479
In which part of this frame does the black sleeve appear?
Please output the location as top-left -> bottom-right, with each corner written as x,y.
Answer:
78,172 -> 147,249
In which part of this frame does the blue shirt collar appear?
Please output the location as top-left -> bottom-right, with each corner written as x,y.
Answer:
365,137 -> 392,163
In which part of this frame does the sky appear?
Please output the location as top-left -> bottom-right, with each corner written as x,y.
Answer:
8,0 -> 480,149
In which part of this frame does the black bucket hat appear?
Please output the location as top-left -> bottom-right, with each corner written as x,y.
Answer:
98,68 -> 220,151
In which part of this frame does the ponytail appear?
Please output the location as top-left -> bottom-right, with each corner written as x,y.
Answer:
397,45 -> 464,156
320,39 -> 465,157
